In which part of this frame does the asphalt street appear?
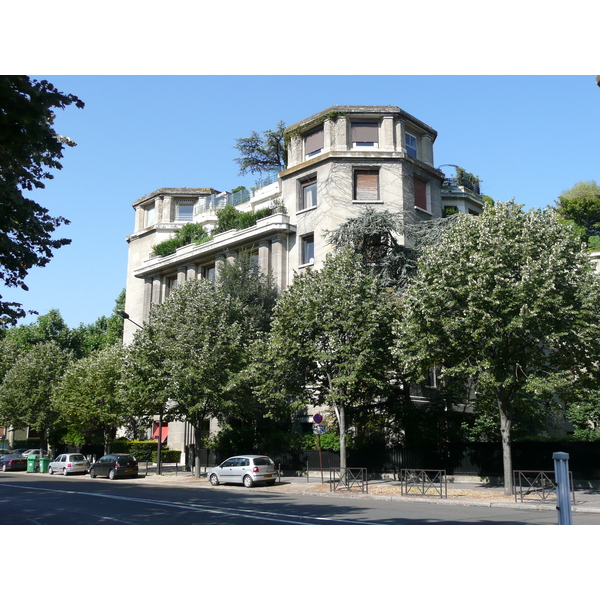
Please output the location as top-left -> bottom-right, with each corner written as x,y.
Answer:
2,471 -> 600,525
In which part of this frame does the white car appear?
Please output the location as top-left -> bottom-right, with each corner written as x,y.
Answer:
48,453 -> 90,475
207,455 -> 278,488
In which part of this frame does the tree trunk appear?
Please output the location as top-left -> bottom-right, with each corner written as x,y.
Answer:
335,403 -> 347,483
497,389 -> 513,496
194,425 -> 203,478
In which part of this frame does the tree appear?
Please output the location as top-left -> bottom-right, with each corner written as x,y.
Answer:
0,340 -> 72,451
0,76 -> 84,326
555,181 -> 600,250
263,247 -> 398,475
123,279 -> 247,476
394,201 -> 600,495
54,345 -> 128,452
233,121 -> 287,176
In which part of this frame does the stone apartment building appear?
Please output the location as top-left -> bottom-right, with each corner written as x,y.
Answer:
122,105 -> 484,459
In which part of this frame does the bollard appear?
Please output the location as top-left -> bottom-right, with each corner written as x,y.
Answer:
553,452 -> 573,525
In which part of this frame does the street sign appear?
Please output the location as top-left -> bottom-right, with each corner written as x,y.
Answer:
313,413 -> 323,424
312,424 -> 325,435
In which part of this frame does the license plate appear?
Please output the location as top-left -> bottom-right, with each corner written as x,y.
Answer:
125,469 -> 133,472
264,474 -> 272,478
75,463 -> 83,466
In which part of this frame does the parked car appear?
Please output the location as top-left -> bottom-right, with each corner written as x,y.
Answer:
48,453 -> 90,475
20,449 -> 49,457
89,454 -> 138,480
0,453 -> 27,472
207,455 -> 278,488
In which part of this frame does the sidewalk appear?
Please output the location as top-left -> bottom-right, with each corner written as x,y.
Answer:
132,465 -> 600,514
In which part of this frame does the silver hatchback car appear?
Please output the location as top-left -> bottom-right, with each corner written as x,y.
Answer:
207,455 -> 278,488
48,453 -> 90,475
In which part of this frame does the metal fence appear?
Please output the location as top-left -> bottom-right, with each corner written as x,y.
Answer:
513,470 -> 576,504
329,468 -> 368,494
400,469 -> 447,498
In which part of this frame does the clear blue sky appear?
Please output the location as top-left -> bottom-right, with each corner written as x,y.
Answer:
6,74 -> 599,329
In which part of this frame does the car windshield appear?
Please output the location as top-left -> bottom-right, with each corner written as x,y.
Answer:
253,457 -> 274,466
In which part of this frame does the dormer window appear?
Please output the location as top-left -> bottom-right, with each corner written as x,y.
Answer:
145,202 -> 155,227
175,200 -> 194,222
351,120 -> 379,148
405,132 -> 418,158
304,125 -> 324,158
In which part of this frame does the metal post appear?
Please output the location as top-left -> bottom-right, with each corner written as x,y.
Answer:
553,452 -> 573,525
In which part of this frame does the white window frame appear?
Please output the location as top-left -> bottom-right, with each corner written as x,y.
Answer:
304,125 -> 324,158
353,169 -> 380,203
405,132 -> 418,158
298,176 -> 318,212
300,233 -> 315,266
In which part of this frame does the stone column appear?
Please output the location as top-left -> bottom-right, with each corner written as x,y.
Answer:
380,115 -> 394,151
177,266 -> 187,287
152,276 -> 162,306
270,234 -> 288,291
335,116 -> 348,150
186,264 -> 197,280
421,134 -> 435,166
143,278 -> 153,321
258,239 -> 271,275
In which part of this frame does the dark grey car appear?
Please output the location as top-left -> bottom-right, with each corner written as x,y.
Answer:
89,454 -> 138,480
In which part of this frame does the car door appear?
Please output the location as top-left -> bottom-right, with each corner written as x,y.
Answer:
52,454 -> 63,471
218,458 -> 237,482
97,456 -> 112,477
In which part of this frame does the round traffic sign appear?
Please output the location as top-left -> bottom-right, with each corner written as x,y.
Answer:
313,413 -> 323,424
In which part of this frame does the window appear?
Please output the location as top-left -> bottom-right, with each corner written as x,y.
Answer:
175,201 -> 194,222
203,264 -> 216,283
414,177 -> 429,212
145,203 -> 155,227
405,132 -> 418,158
304,126 -> 324,157
300,177 -> 317,211
354,169 -> 379,201
351,120 -> 379,147
301,234 -> 315,265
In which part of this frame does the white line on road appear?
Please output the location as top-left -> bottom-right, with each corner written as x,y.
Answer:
0,482 -> 371,525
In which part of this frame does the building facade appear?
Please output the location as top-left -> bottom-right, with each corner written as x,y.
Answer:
122,105 -> 484,459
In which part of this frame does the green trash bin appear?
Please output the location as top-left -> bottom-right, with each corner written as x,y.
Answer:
39,457 -> 50,473
27,455 -> 37,473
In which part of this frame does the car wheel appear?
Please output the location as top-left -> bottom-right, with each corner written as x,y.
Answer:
89,469 -> 96,478
209,473 -> 220,486
63,468 -> 68,476
48,466 -> 54,475
243,475 -> 254,488
108,469 -> 115,480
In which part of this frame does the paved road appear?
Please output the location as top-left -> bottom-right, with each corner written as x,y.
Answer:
2,472 -> 599,525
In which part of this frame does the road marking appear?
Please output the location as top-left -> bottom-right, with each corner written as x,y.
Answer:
0,482 -> 371,525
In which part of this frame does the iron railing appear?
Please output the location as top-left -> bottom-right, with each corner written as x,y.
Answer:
513,470 -> 576,504
400,469 -> 447,498
329,468 -> 368,494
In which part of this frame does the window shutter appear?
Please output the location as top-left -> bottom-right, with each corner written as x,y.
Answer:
304,126 -> 324,155
414,178 -> 428,210
351,121 -> 379,143
355,170 -> 379,201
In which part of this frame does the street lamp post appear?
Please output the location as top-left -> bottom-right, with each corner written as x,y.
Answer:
116,310 -> 163,475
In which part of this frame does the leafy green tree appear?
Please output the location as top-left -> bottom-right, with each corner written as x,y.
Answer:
123,279 -> 247,476
233,121 -> 287,176
555,181 -> 600,250
394,201 -> 600,495
72,290 -> 125,356
262,247 -> 398,474
0,76 -> 84,326
0,340 -> 72,451
54,345 -> 128,452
